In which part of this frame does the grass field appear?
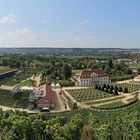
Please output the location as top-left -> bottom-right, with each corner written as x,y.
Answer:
86,96 -> 124,105
0,89 -> 30,108
72,69 -> 81,75
97,101 -> 124,108
19,79 -> 36,86
129,63 -> 140,69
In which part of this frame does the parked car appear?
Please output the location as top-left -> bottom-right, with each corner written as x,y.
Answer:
40,107 -> 50,112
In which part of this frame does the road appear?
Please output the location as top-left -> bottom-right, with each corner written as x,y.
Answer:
0,85 -> 14,90
53,88 -> 71,111
116,79 -> 133,84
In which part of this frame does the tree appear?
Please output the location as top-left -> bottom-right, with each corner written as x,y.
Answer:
114,89 -> 118,95
126,69 -> 132,75
15,61 -> 21,68
118,87 -> 123,92
81,125 -> 96,140
106,84 -> 110,89
2,58 -> 8,66
10,91 -> 22,107
108,59 -> 113,68
114,85 -> 118,91
123,87 -> 128,93
62,64 -> 72,80
109,89 -> 113,94
95,84 -> 98,89
105,66 -> 111,74
137,68 -> 140,74
98,85 -> 101,90
105,87 -> 109,92
110,85 -> 114,91
101,86 -> 104,91
103,84 -> 106,89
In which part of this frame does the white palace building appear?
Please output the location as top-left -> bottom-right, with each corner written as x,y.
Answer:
76,69 -> 110,86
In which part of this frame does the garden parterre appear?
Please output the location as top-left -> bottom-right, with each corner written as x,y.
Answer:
66,88 -> 114,102
116,83 -> 140,92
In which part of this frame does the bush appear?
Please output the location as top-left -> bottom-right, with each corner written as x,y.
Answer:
118,87 -> 123,92
59,80 -> 75,87
123,87 -> 128,93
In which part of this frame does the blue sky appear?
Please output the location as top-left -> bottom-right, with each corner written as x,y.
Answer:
0,0 -> 139,48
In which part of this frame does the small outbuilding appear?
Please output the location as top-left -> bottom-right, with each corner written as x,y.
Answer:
56,83 -> 61,88
51,83 -> 55,88
133,75 -> 140,82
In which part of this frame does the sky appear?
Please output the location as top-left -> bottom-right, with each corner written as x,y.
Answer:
0,0 -> 139,48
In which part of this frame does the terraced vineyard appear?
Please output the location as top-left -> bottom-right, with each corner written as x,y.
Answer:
66,88 -> 114,102
0,67 -> 16,74
116,83 -> 140,92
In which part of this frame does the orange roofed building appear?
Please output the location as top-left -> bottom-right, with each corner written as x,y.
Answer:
133,75 -> 140,82
30,84 -> 55,109
76,69 -> 110,86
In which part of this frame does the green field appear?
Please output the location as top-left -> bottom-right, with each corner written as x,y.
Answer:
86,96 -> 124,105
111,75 -> 132,81
129,63 -> 140,69
0,89 -> 30,108
97,101 -> 124,108
72,69 -> 81,75
20,79 -> 36,86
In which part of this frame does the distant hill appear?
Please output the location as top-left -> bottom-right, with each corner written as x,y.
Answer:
0,47 -> 139,55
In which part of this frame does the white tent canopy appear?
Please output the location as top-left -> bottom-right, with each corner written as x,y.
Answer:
21,86 -> 35,91
56,83 -> 61,87
51,83 -> 55,87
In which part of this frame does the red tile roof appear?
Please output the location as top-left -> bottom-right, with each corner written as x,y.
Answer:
80,69 -> 108,79
37,84 -> 54,107
134,75 -> 140,80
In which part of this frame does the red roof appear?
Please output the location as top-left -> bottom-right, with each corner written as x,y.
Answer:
134,75 -> 140,80
80,69 -> 108,79
37,84 -> 54,106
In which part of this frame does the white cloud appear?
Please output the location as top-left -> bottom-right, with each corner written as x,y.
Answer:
75,19 -> 91,26
8,28 -> 38,40
0,14 -> 18,24
4,28 -> 41,47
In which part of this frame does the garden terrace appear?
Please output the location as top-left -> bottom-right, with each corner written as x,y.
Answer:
66,88 -> 114,102
116,83 -> 140,92
0,67 -> 18,79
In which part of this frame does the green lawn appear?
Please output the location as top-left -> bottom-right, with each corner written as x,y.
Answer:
97,101 -> 124,108
111,75 -> 132,81
20,79 -> 36,87
129,63 -> 140,69
0,89 -> 30,108
86,96 -> 124,105
72,69 -> 81,75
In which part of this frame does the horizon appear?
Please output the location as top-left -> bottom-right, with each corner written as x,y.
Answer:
0,0 -> 139,48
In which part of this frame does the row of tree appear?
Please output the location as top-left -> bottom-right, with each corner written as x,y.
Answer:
95,84 -> 128,95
